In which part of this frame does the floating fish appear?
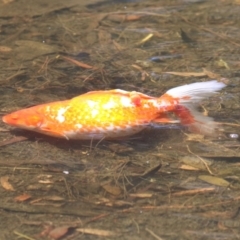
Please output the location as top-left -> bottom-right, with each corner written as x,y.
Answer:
2,80 -> 226,140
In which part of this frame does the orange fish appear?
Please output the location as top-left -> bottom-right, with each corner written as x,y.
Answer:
2,80 -> 225,140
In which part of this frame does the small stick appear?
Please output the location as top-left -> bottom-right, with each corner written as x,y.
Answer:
13,230 -> 36,240
146,228 -> 164,240
0,136 -> 28,147
186,145 -> 214,175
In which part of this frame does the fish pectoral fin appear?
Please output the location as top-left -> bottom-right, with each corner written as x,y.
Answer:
39,126 -> 68,139
152,118 -> 180,123
152,113 -> 180,123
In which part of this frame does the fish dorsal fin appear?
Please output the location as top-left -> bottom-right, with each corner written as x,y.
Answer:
110,90 -> 154,98
71,89 -> 155,107
71,89 -> 130,100
81,89 -> 154,98
108,90 -> 155,106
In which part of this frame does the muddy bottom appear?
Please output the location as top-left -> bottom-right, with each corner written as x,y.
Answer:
0,0 -> 240,239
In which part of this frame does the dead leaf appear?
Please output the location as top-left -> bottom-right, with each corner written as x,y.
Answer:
172,187 -> 216,196
2,0 -> 14,4
43,196 -> 65,201
48,226 -> 71,240
180,156 -> 213,170
38,225 -> 54,238
61,56 -> 95,69
125,15 -> 142,21
129,193 -> 153,198
76,228 -> 116,237
141,163 -> 162,177
216,59 -> 230,69
38,180 -> 54,184
0,46 -> 12,52
107,14 -> 142,23
198,175 -> 230,187
101,184 -> 122,196
0,176 -> 15,191
14,193 -> 31,202
189,140 -> 240,158
179,164 -> 200,171
165,71 -> 206,77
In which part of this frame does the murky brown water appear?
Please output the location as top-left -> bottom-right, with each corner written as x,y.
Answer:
0,0 -> 240,239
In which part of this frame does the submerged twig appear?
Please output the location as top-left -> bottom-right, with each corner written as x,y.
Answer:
186,145 -> 214,175
145,228 -> 164,240
60,56 -> 95,69
0,136 -> 29,147
13,231 -> 36,240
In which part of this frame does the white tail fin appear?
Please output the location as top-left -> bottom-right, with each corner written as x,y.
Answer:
165,80 -> 226,136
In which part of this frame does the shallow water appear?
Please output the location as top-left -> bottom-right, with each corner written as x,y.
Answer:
0,0 -> 240,239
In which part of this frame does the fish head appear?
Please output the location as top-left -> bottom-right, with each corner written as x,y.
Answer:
2,108 -> 44,130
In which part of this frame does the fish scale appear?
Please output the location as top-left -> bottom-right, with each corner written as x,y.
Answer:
61,91 -> 156,139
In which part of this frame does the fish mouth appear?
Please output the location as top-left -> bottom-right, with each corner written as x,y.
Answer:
2,113 -> 19,126
2,115 -> 10,124
2,116 -> 6,123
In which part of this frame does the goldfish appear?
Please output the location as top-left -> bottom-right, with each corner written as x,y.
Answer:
2,80 -> 225,140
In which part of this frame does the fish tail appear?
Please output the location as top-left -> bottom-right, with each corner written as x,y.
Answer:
159,80 -> 226,135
